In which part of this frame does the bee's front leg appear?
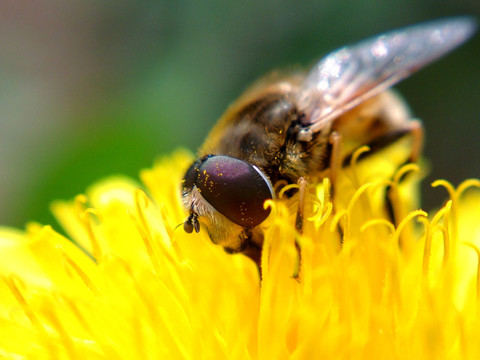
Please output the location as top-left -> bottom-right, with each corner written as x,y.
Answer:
381,120 -> 424,227
224,228 -> 263,275
292,176 -> 309,279
328,131 -> 342,197
295,177 -> 308,232
405,120 -> 423,164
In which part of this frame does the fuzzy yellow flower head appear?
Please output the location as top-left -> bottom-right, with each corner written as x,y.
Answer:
1,144 -> 480,359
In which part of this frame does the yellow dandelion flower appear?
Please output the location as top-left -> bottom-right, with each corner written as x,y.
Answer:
1,140 -> 480,359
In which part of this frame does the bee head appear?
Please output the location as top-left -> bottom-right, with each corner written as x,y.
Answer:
181,155 -> 274,237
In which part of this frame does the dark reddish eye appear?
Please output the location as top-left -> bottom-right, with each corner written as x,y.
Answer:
182,158 -> 203,193
186,155 -> 274,228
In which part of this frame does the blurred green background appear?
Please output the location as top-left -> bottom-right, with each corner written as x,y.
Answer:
1,0 -> 479,229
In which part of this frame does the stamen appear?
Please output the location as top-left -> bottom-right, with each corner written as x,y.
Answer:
308,202 -> 333,227
347,182 -> 376,215
159,204 -> 176,241
59,248 -> 99,295
441,201 -> 452,265
431,179 -> 478,258
274,201 -> 292,226
429,201 -> 453,266
55,293 -> 120,358
388,164 -> 421,250
260,229 -> 271,284
360,218 -> 395,235
418,216 -> 432,279
75,195 -> 103,262
349,146 -> 381,220
456,179 -> 480,198
462,243 -> 480,306
139,184 -> 177,245
262,201 -> 297,281
54,294 -> 89,337
132,190 -> 162,273
430,201 -> 450,228
2,276 -> 59,357
391,210 -> 427,248
273,179 -> 289,194
309,178 -> 333,227
278,183 -> 299,199
81,209 -> 103,263
260,201 -> 275,280
431,179 -> 456,201
333,182 -> 376,242
393,163 -> 420,185
350,145 -> 371,166
134,189 -> 154,242
74,194 -> 88,215
350,145 -> 371,187
40,302 -> 76,359
263,199 -> 276,213
3,276 -> 42,331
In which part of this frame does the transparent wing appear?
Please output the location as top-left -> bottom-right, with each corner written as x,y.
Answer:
297,17 -> 476,134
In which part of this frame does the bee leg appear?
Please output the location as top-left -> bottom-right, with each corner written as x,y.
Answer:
295,177 -> 308,231
386,120 -> 424,230
328,131 -> 342,197
406,120 -> 424,164
240,239 -> 262,272
293,177 -> 308,279
224,229 -> 263,276
327,131 -> 346,245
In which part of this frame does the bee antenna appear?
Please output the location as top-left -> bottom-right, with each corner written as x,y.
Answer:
181,212 -> 200,234
173,223 -> 184,231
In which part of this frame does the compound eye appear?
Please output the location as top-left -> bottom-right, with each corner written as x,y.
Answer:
182,158 -> 204,193
195,155 -> 274,228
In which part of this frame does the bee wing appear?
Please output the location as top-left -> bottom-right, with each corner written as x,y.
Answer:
297,17 -> 476,134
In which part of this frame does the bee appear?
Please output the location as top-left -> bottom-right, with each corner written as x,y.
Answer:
181,17 -> 476,266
